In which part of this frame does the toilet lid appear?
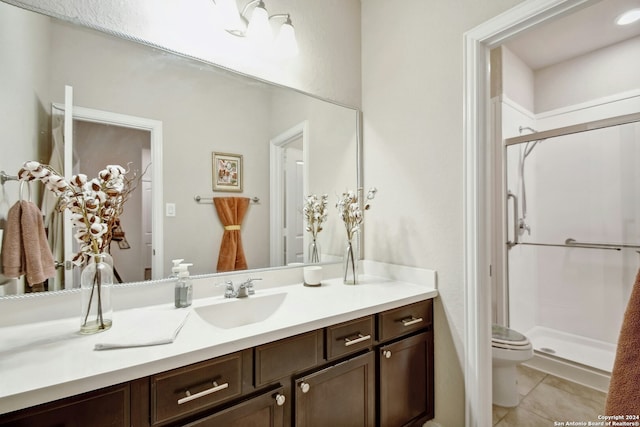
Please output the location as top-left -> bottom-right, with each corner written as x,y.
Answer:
491,324 -> 530,347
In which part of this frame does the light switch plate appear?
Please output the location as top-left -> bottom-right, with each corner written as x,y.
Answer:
166,203 -> 176,217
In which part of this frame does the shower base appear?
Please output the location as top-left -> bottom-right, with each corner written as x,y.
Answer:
524,326 -> 614,392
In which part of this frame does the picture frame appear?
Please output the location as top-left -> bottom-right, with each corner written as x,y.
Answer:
212,152 -> 243,192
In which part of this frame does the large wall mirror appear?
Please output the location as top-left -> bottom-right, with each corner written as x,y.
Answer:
0,1 -> 360,296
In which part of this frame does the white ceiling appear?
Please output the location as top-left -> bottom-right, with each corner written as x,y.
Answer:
504,0 -> 640,70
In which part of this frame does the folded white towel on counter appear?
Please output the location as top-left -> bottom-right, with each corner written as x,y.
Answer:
94,309 -> 190,350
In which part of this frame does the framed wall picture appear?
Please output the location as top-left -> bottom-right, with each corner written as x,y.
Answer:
212,152 -> 243,192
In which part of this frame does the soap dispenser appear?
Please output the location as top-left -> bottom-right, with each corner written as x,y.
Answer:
169,259 -> 184,279
174,263 -> 193,308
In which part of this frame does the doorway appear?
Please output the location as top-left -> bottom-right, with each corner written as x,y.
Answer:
269,121 -> 309,267
463,0 -> 602,425
73,120 -> 151,283
53,99 -> 164,287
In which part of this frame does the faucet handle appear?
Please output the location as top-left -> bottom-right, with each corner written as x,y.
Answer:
244,277 -> 262,295
217,280 -> 235,298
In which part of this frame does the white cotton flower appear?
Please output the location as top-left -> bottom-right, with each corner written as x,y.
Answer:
31,167 -> 51,179
71,174 -> 87,187
84,197 -> 100,212
71,252 -> 86,267
23,161 -> 41,171
90,222 -> 107,238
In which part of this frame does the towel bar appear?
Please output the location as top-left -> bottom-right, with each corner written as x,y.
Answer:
194,195 -> 260,204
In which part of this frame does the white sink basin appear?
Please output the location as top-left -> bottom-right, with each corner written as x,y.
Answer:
194,292 -> 287,329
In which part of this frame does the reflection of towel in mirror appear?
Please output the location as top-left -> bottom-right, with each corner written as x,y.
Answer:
214,197 -> 249,272
1,201 -> 56,288
605,268 -> 640,415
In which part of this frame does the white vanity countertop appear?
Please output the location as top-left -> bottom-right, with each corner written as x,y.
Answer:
0,262 -> 437,415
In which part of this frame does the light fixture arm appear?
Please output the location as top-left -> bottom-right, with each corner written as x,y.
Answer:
269,13 -> 292,25
239,0 -> 263,25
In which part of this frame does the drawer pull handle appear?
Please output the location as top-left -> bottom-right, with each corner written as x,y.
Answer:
300,382 -> 311,393
178,381 -> 229,405
401,316 -> 423,326
344,333 -> 371,347
275,393 -> 286,406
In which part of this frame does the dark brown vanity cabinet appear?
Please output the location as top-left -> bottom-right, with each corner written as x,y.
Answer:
377,300 -> 435,426
182,386 -> 286,427
0,299 -> 434,427
378,331 -> 433,426
0,382 -> 132,427
294,352 -> 376,427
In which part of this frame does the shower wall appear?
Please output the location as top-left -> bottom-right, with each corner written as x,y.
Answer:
497,36 -> 640,373
504,98 -> 640,371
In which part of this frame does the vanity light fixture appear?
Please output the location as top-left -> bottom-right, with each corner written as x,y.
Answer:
615,8 -> 640,25
212,0 -> 299,57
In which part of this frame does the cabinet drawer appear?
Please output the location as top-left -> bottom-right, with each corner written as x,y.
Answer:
378,300 -> 432,342
151,352 -> 243,425
326,316 -> 374,360
255,330 -> 323,387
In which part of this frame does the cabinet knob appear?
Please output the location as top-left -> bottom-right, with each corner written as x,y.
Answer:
275,393 -> 286,406
299,382 -> 311,393
383,350 -> 392,359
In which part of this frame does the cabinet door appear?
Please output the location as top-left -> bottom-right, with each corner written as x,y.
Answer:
0,383 -> 130,427
379,331 -> 434,427
183,387 -> 286,427
295,352 -> 375,427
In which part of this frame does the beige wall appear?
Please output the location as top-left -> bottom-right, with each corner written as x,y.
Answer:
361,1 -> 524,425
502,46 -> 535,112
535,35 -> 640,113
269,90 -> 358,259
0,2 -> 51,204
7,0 -> 362,109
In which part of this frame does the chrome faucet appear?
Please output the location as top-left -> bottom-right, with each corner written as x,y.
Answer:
223,278 -> 262,298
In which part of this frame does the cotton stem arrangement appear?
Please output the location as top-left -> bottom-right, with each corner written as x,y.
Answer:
18,161 -> 143,266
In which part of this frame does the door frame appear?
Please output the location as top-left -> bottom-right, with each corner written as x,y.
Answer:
462,0 -> 594,425
54,102 -> 164,280
269,121 -> 309,267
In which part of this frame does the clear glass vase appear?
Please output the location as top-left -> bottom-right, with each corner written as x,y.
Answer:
80,253 -> 113,334
308,239 -> 321,263
343,238 -> 358,285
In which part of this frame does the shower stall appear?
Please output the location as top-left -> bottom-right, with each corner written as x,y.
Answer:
503,112 -> 640,386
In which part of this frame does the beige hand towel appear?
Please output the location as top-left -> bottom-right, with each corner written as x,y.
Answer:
20,201 -> 56,286
1,201 -> 25,278
0,201 -> 56,287
605,268 -> 640,415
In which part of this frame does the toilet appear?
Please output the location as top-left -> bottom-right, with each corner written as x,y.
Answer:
492,324 -> 533,407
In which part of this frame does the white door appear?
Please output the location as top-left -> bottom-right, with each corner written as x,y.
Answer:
284,143 -> 304,264
62,85 -> 75,289
141,148 -> 152,279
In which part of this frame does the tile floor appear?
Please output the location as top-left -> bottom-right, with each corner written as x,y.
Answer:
492,365 -> 608,426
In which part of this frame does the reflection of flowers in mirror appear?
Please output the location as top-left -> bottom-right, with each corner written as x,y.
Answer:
18,161 -> 144,266
304,194 -> 328,264
303,194 -> 329,239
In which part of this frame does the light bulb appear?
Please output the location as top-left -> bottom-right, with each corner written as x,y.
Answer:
246,3 -> 272,48
274,21 -> 299,57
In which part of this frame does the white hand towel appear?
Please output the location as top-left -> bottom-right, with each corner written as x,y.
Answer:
94,309 -> 190,350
